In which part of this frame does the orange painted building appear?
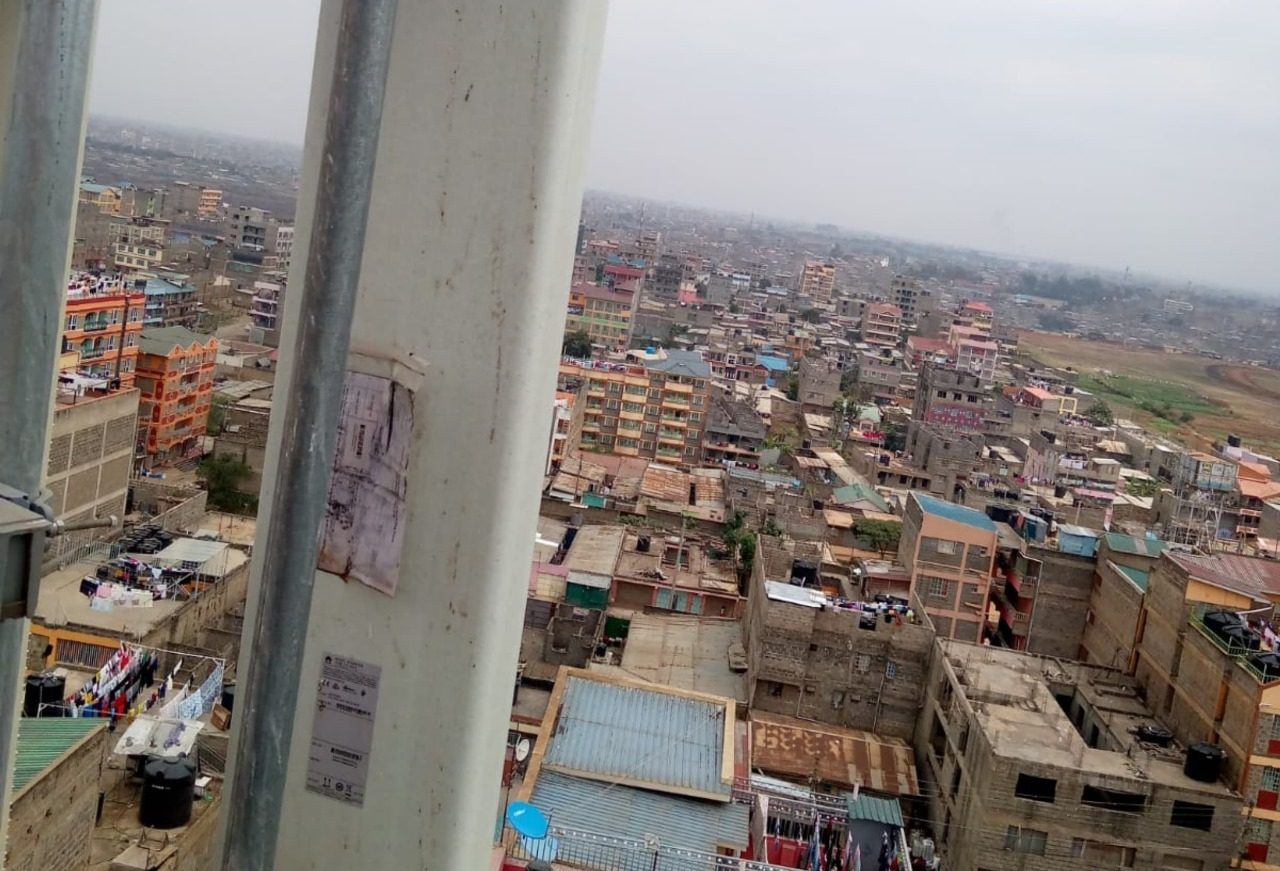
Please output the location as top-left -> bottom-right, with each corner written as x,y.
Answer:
135,326 -> 218,467
61,272 -> 146,389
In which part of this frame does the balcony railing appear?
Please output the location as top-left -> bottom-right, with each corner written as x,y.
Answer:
501,823 -> 794,871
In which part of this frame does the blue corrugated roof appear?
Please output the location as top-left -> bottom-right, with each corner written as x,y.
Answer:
1116,564 -> 1150,592
13,719 -> 104,793
1104,531 -> 1166,558
531,771 -> 748,854
845,792 -> 904,827
914,492 -> 997,532
544,676 -> 730,797
755,355 -> 789,372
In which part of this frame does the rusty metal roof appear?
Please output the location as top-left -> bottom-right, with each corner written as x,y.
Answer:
749,712 -> 918,797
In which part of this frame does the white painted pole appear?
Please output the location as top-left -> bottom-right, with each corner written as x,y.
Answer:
219,1 -> 607,867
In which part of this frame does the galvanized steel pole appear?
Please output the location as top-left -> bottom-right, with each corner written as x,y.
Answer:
0,0 -> 97,861
219,1 -> 397,868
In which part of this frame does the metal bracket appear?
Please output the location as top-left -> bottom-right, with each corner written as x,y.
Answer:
0,483 -> 54,621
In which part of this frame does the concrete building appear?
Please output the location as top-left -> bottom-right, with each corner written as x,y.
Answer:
249,280 -> 284,339
613,528 -> 742,618
898,492 -> 998,643
78,180 -> 122,215
1081,532 -> 1168,671
546,380 -> 584,475
61,272 -> 146,388
743,542 -> 935,741
910,362 -> 992,435
1132,552 -> 1280,866
890,274 -> 933,327
197,185 -> 223,218
990,527 -> 1098,657
797,260 -> 836,301
209,393 -> 273,495
861,302 -> 902,348
918,641 -> 1243,871
702,395 -> 766,468
563,350 -> 711,464
796,355 -> 842,412
565,281 -> 637,351
142,274 -> 198,328
45,387 -> 140,540
136,327 -> 218,467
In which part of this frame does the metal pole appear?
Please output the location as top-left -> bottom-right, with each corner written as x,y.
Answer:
219,1 -> 397,867
0,0 -> 97,860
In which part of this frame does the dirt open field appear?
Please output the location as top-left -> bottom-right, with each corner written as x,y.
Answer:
1019,331 -> 1280,453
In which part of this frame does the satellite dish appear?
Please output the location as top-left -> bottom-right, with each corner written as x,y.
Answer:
507,802 -> 549,840
515,738 -> 531,763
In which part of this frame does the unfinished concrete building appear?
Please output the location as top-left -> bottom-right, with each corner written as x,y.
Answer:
743,544 -> 934,741
918,641 -> 1243,871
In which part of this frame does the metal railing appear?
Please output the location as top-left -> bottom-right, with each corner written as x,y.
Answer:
502,823 -> 795,871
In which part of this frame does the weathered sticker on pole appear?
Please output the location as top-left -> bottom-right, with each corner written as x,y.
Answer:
305,652 -> 381,806
318,371 -> 412,596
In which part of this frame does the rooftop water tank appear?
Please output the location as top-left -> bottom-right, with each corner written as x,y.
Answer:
139,754 -> 198,829
1184,743 -> 1226,784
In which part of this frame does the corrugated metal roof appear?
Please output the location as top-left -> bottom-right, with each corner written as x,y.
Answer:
844,793 -> 904,827
543,675 -> 730,798
1116,564 -> 1150,592
531,771 -> 748,854
750,712 -> 919,797
13,719 -> 104,793
1104,532 -> 1166,558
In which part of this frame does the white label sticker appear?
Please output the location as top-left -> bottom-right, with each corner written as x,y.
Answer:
305,653 -> 382,806
318,371 -> 413,596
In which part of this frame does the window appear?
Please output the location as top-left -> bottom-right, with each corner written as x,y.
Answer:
924,577 -> 951,599
935,539 -> 958,555
643,422 -> 656,433
1244,818 -> 1273,863
885,660 -> 898,679
1003,826 -> 1046,855
1014,773 -> 1057,803
1081,785 -> 1146,814
1169,800 -> 1214,831
855,654 -> 870,673
1262,767 -> 1280,792
1070,839 -> 1135,867
66,314 -> 78,329
646,405 -> 659,416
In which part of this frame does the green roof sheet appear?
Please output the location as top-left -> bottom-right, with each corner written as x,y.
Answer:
13,718 -> 104,794
1116,564 -> 1150,592
845,792 -> 904,827
1104,531 -> 1166,558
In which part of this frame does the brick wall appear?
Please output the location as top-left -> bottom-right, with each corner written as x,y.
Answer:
5,726 -> 107,871
1082,562 -> 1143,670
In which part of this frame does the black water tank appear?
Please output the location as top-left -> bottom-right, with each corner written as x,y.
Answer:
1136,724 -> 1173,747
220,682 -> 235,712
1184,743 -> 1226,783
1218,624 -> 1262,652
1252,653 -> 1280,681
636,535 -> 651,553
1228,434 -> 1242,448
1202,609 -> 1242,634
23,673 -> 66,718
139,755 -> 198,829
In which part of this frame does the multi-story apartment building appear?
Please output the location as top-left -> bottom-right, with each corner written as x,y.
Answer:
197,187 -> 223,218
78,181 -> 122,215
861,302 -> 902,348
135,327 -> 218,467
796,260 -> 836,301
796,356 -> 842,411
919,641 -> 1243,871
142,275 -> 198,328
890,274 -> 933,327
565,282 -> 637,351
951,331 -> 999,383
898,492 -> 997,643
1133,551 -> 1280,867
250,281 -> 285,337
560,350 -> 710,465
113,238 -> 164,272
61,272 -> 146,388
546,378 -> 585,475
910,363 -> 992,434
702,396 -> 766,467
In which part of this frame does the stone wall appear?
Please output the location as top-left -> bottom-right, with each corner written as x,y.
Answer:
131,479 -> 209,532
5,725 -> 107,871
1026,546 -> 1094,660
1081,561 -> 1144,670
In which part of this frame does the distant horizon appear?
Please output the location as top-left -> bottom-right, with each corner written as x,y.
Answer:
86,113 -> 1269,300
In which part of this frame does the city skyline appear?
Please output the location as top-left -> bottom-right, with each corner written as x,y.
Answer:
88,0 -> 1279,292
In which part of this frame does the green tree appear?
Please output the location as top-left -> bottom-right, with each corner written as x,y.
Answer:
785,375 -> 799,402
562,330 -> 593,358
855,518 -> 902,558
197,453 -> 256,513
737,533 -> 757,583
800,307 -> 821,324
206,395 -> 229,436
882,422 -> 906,453
1083,399 -> 1115,426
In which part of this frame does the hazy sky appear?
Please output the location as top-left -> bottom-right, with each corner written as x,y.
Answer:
90,1 -> 1279,292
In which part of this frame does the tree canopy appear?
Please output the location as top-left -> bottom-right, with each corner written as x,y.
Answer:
197,453 -> 256,513
562,330 -> 593,358
1083,399 -> 1115,426
855,518 -> 902,558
